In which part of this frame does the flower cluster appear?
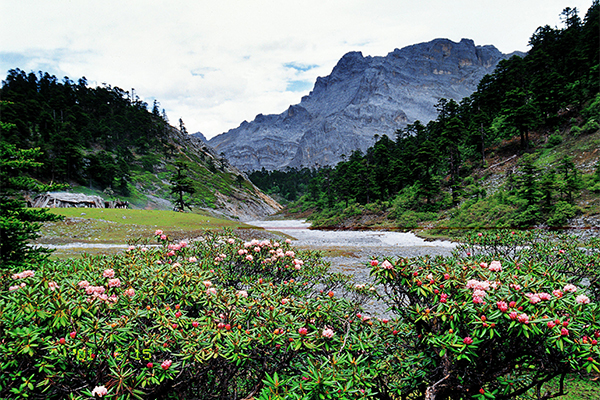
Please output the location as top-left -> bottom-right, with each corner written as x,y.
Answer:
12,270 -> 35,279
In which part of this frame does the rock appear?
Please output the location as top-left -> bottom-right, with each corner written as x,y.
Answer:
209,38 -> 524,171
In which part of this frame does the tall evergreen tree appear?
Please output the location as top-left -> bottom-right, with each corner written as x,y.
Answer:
169,160 -> 196,211
0,115 -> 64,267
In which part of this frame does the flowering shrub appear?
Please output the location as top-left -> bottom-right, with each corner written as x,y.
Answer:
0,231 -> 376,399
2,228 -> 598,399
371,238 -> 600,399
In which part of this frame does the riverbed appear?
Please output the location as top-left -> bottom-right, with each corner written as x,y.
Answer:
246,220 -> 457,317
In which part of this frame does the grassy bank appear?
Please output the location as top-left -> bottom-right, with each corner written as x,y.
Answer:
34,208 -> 259,258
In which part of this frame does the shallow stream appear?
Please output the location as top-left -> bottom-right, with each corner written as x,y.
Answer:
247,220 -> 457,317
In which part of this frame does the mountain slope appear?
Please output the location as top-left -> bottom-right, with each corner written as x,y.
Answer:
0,70 -> 282,220
209,38 -> 523,171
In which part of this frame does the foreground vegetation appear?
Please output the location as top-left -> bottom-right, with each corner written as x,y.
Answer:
1,228 -> 599,399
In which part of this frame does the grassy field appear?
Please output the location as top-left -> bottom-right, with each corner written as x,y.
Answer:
34,208 -> 259,258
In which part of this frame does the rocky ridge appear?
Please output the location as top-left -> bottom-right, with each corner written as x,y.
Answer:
209,38 -> 524,171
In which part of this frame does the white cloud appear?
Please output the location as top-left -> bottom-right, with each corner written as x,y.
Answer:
1,0 -> 594,138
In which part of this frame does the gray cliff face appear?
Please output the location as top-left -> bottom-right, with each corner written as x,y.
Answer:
209,38 -> 522,171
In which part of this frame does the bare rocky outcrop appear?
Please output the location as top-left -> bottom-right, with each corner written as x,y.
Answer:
209,38 -> 523,171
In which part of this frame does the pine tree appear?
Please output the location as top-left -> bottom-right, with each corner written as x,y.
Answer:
0,127 -> 64,268
169,160 -> 195,212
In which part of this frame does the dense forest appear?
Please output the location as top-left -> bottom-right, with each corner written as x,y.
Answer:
0,72 -> 172,195
250,2 -> 600,228
0,67 -> 258,212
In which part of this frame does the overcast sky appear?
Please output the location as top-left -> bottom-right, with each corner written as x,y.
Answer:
1,0 -> 593,138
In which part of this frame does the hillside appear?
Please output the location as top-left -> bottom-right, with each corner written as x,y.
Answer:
0,72 -> 281,220
209,38 -> 522,171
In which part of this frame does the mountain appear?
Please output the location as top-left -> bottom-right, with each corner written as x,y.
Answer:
209,38 -> 523,171
160,126 -> 282,220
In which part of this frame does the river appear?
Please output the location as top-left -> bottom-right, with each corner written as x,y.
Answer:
247,220 -> 457,316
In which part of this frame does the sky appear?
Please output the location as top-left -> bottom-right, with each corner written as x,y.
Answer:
1,0 -> 594,139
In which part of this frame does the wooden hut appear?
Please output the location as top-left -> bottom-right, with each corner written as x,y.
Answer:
31,192 -> 106,208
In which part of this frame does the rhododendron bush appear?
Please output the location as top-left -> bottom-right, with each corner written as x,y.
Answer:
0,231 -> 382,399
1,229 -> 598,399
371,230 -> 600,399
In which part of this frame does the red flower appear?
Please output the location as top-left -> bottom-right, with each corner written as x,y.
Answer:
463,337 -> 473,345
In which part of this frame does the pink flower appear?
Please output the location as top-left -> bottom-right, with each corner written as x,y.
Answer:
576,294 -> 590,304
563,284 -> 577,293
322,328 -> 335,339
9,285 -> 20,291
537,292 -> 552,301
440,293 -> 448,303
472,296 -> 484,304
561,327 -> 569,336
124,288 -> 135,297
285,239 -> 292,244
509,301 -> 517,308
108,278 -> 121,288
103,269 -> 115,278
160,234 -> 167,240
480,262 -> 488,269
238,249 -> 247,255
510,284 -> 521,291
237,290 -> 248,298
245,255 -> 254,261
188,256 -> 197,262
285,250 -> 295,257
281,298 -> 289,305
78,280 -> 90,288
488,261 -> 502,272
382,260 -> 394,270
463,337 -> 473,345
527,294 -> 541,304
154,229 -> 163,236
203,280 -> 212,287
473,289 -> 487,298
509,311 -> 518,320
370,260 -> 379,267
48,281 -> 59,291
12,270 -> 35,279
227,238 -> 235,244
552,289 -> 563,298
517,313 -> 529,324
161,359 -> 172,370
207,287 -> 217,295
91,385 -> 108,397
127,245 -> 135,252
496,301 -> 508,312
444,273 -> 450,280
298,327 -> 308,336
547,321 -> 556,328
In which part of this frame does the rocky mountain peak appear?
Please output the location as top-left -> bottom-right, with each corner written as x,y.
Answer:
209,38 -> 522,172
